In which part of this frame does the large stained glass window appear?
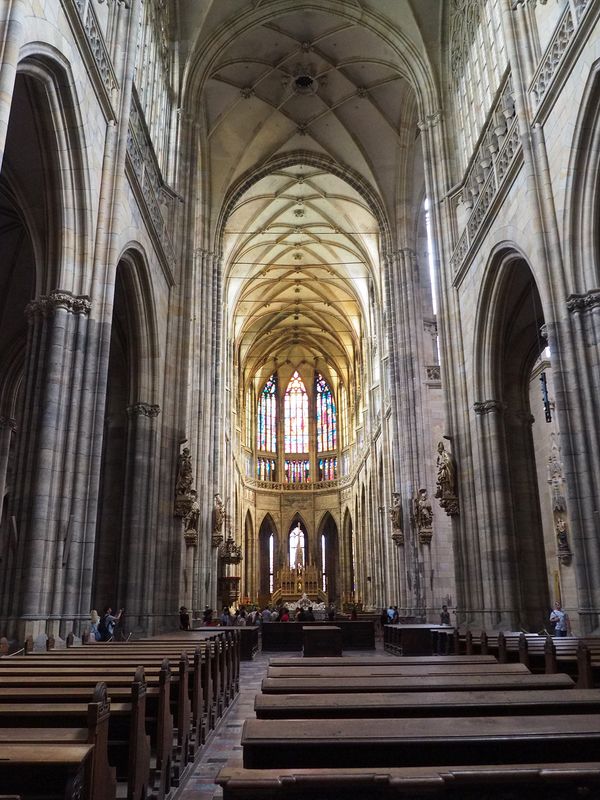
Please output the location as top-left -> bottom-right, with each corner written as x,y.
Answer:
316,374 -> 337,452
257,375 -> 277,452
284,371 -> 308,453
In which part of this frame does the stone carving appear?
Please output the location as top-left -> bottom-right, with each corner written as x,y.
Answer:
389,493 -> 402,530
0,416 -> 17,432
127,402 -> 160,418
426,365 -> 441,381
212,494 -> 225,547
547,433 -> 566,512
219,534 -> 243,564
74,0 -> 119,95
566,289 -> 600,313
414,489 -> 433,544
473,399 -> 506,415
175,448 -> 193,496
435,441 -> 459,516
450,72 -> 520,276
391,531 -> 405,547
183,490 -> 199,547
25,291 -> 91,320
555,517 -> 572,565
530,4 -> 575,106
174,446 -> 194,518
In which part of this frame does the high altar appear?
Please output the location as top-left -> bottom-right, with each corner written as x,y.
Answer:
271,565 -> 327,605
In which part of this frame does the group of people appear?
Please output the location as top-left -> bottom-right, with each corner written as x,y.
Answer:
89,607 -> 124,642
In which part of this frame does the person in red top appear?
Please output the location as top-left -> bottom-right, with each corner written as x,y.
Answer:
280,608 -> 289,622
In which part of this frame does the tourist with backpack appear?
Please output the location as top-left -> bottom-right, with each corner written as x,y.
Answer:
98,606 -> 123,642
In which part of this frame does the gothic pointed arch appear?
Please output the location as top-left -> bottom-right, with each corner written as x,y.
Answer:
258,513 -> 279,602
471,247 -> 551,629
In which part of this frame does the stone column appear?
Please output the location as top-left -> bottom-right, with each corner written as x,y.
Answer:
383,248 -> 432,617
4,291 -> 91,639
471,400 -> 512,628
120,401 -> 160,633
0,0 -> 26,171
563,291 -> 600,630
0,415 -> 16,520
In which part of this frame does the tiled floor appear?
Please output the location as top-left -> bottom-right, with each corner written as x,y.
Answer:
179,651 -> 270,800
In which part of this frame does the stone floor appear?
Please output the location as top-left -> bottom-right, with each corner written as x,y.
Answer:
179,651 -> 270,800
180,644 -> 385,800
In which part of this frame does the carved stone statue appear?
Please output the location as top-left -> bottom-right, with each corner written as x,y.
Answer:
211,494 -> 225,547
435,441 -> 459,516
183,490 -> 199,545
414,488 -> 433,530
389,493 -> 402,530
213,494 -> 224,533
175,447 -> 193,497
174,447 -> 195,518
435,441 -> 455,498
555,516 -> 572,565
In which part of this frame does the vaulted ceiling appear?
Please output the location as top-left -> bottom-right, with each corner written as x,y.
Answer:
177,0 -> 442,397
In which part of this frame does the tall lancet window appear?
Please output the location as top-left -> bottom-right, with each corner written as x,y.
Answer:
284,371 -> 308,453
257,375 -> 277,452
316,374 -> 337,452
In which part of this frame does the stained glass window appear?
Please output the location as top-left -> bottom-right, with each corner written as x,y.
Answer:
318,457 -> 337,482
316,374 -> 337,452
257,375 -> 277,452
257,458 -> 277,481
284,371 -> 308,453
284,459 -> 310,484
289,523 -> 305,567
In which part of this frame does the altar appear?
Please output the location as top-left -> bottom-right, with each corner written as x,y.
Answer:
271,565 -> 327,606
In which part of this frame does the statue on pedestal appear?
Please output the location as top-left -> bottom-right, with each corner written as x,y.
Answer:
414,488 -> 433,544
435,441 -> 459,516
174,447 -> 194,517
212,493 -> 225,547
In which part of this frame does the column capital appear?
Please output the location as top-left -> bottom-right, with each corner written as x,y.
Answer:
25,290 -> 91,320
473,399 -> 507,415
126,402 -> 161,418
566,289 -> 600,314
0,415 -> 17,432
417,110 -> 442,131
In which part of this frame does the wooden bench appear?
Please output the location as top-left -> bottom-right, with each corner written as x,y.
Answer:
266,663 -> 530,678
0,663 -> 171,799
0,744 -> 96,800
240,714 -> 600,769
260,672 -> 575,693
254,687 -> 600,719
269,654 -> 500,667
0,682 -> 116,800
14,641 -> 216,746
216,762 -> 600,800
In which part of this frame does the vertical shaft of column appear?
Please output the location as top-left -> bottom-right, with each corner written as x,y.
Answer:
0,0 -> 25,169
9,292 -> 90,639
0,416 -> 16,523
473,401 -> 515,629
119,402 -> 160,632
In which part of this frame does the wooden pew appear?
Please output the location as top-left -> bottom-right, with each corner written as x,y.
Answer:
269,654 -> 500,667
254,688 -> 600,719
0,663 -> 171,799
240,714 -> 600,769
0,744 -> 96,800
260,672 -> 574,693
0,682 -> 115,800
266,663 -> 530,678
216,761 -> 600,800
7,644 -> 211,754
